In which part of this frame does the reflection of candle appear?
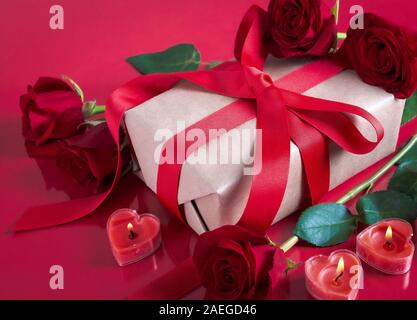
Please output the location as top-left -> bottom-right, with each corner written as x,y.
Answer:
305,250 -> 362,300
107,209 -> 162,266
356,219 -> 414,274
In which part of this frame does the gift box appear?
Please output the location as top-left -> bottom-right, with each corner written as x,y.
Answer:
124,57 -> 404,234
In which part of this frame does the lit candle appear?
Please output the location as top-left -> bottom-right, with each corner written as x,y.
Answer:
333,257 -> 344,285
356,218 -> 414,274
305,250 -> 362,300
127,222 -> 137,240
107,208 -> 162,266
384,225 -> 393,249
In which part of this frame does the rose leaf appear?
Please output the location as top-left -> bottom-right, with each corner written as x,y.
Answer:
294,203 -> 357,247
397,141 -> 417,165
402,89 -> 417,124
357,190 -> 417,225
388,161 -> 417,202
127,43 -> 201,74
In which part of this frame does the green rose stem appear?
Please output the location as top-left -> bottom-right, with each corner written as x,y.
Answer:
336,32 -> 347,40
81,101 -> 106,118
278,134 -> 417,253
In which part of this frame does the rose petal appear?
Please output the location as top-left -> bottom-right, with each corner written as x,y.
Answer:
33,77 -> 73,94
34,90 -> 82,113
336,13 -> 417,99
65,123 -> 116,149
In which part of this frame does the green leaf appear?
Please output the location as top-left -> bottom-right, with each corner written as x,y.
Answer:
294,203 -> 357,247
388,161 -> 417,202
127,44 -> 201,74
357,190 -> 417,225
397,141 -> 417,165
402,90 -> 417,124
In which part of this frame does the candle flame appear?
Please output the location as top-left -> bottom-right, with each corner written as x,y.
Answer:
127,223 -> 134,231
336,257 -> 345,275
385,225 -> 393,244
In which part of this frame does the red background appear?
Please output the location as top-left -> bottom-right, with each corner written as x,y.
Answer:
1,0 -> 417,299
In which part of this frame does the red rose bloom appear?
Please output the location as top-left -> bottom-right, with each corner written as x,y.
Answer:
336,13 -> 417,99
56,123 -> 119,189
20,77 -> 83,148
266,0 -> 336,57
193,225 -> 286,300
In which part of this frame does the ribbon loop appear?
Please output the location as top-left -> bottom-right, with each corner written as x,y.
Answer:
280,89 -> 384,154
234,5 -> 268,70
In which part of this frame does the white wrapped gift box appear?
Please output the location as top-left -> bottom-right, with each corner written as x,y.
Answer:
124,57 -> 404,234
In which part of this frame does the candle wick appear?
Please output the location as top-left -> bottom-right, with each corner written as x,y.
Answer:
334,272 -> 344,284
129,230 -> 137,240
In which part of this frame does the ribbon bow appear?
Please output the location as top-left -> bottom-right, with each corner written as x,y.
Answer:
12,5 -> 384,233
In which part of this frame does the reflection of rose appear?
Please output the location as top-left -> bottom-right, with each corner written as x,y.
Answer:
56,123 -> 119,190
336,14 -> 417,99
266,0 -> 336,57
20,77 -> 83,149
193,225 -> 286,300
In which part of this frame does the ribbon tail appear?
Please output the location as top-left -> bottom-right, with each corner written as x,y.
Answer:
237,86 -> 290,235
128,257 -> 200,300
11,193 -> 108,231
288,112 -> 330,204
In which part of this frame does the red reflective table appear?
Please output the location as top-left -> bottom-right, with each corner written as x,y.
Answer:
1,0 -> 416,300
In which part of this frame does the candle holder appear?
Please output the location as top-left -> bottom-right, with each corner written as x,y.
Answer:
107,209 -> 162,266
356,218 -> 414,275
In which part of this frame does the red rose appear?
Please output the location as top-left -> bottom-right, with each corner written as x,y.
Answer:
56,123 -> 119,189
336,14 -> 417,99
266,0 -> 336,57
20,77 -> 83,148
193,225 -> 286,300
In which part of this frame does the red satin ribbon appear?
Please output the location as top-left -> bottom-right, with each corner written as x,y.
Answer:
156,5 -> 384,235
12,5 -> 384,237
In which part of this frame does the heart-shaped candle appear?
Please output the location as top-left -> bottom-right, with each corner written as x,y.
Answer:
107,209 -> 162,266
305,249 -> 362,300
356,218 -> 414,274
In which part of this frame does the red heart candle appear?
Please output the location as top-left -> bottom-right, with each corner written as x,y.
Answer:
107,209 -> 162,266
305,250 -> 362,300
356,218 -> 414,274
